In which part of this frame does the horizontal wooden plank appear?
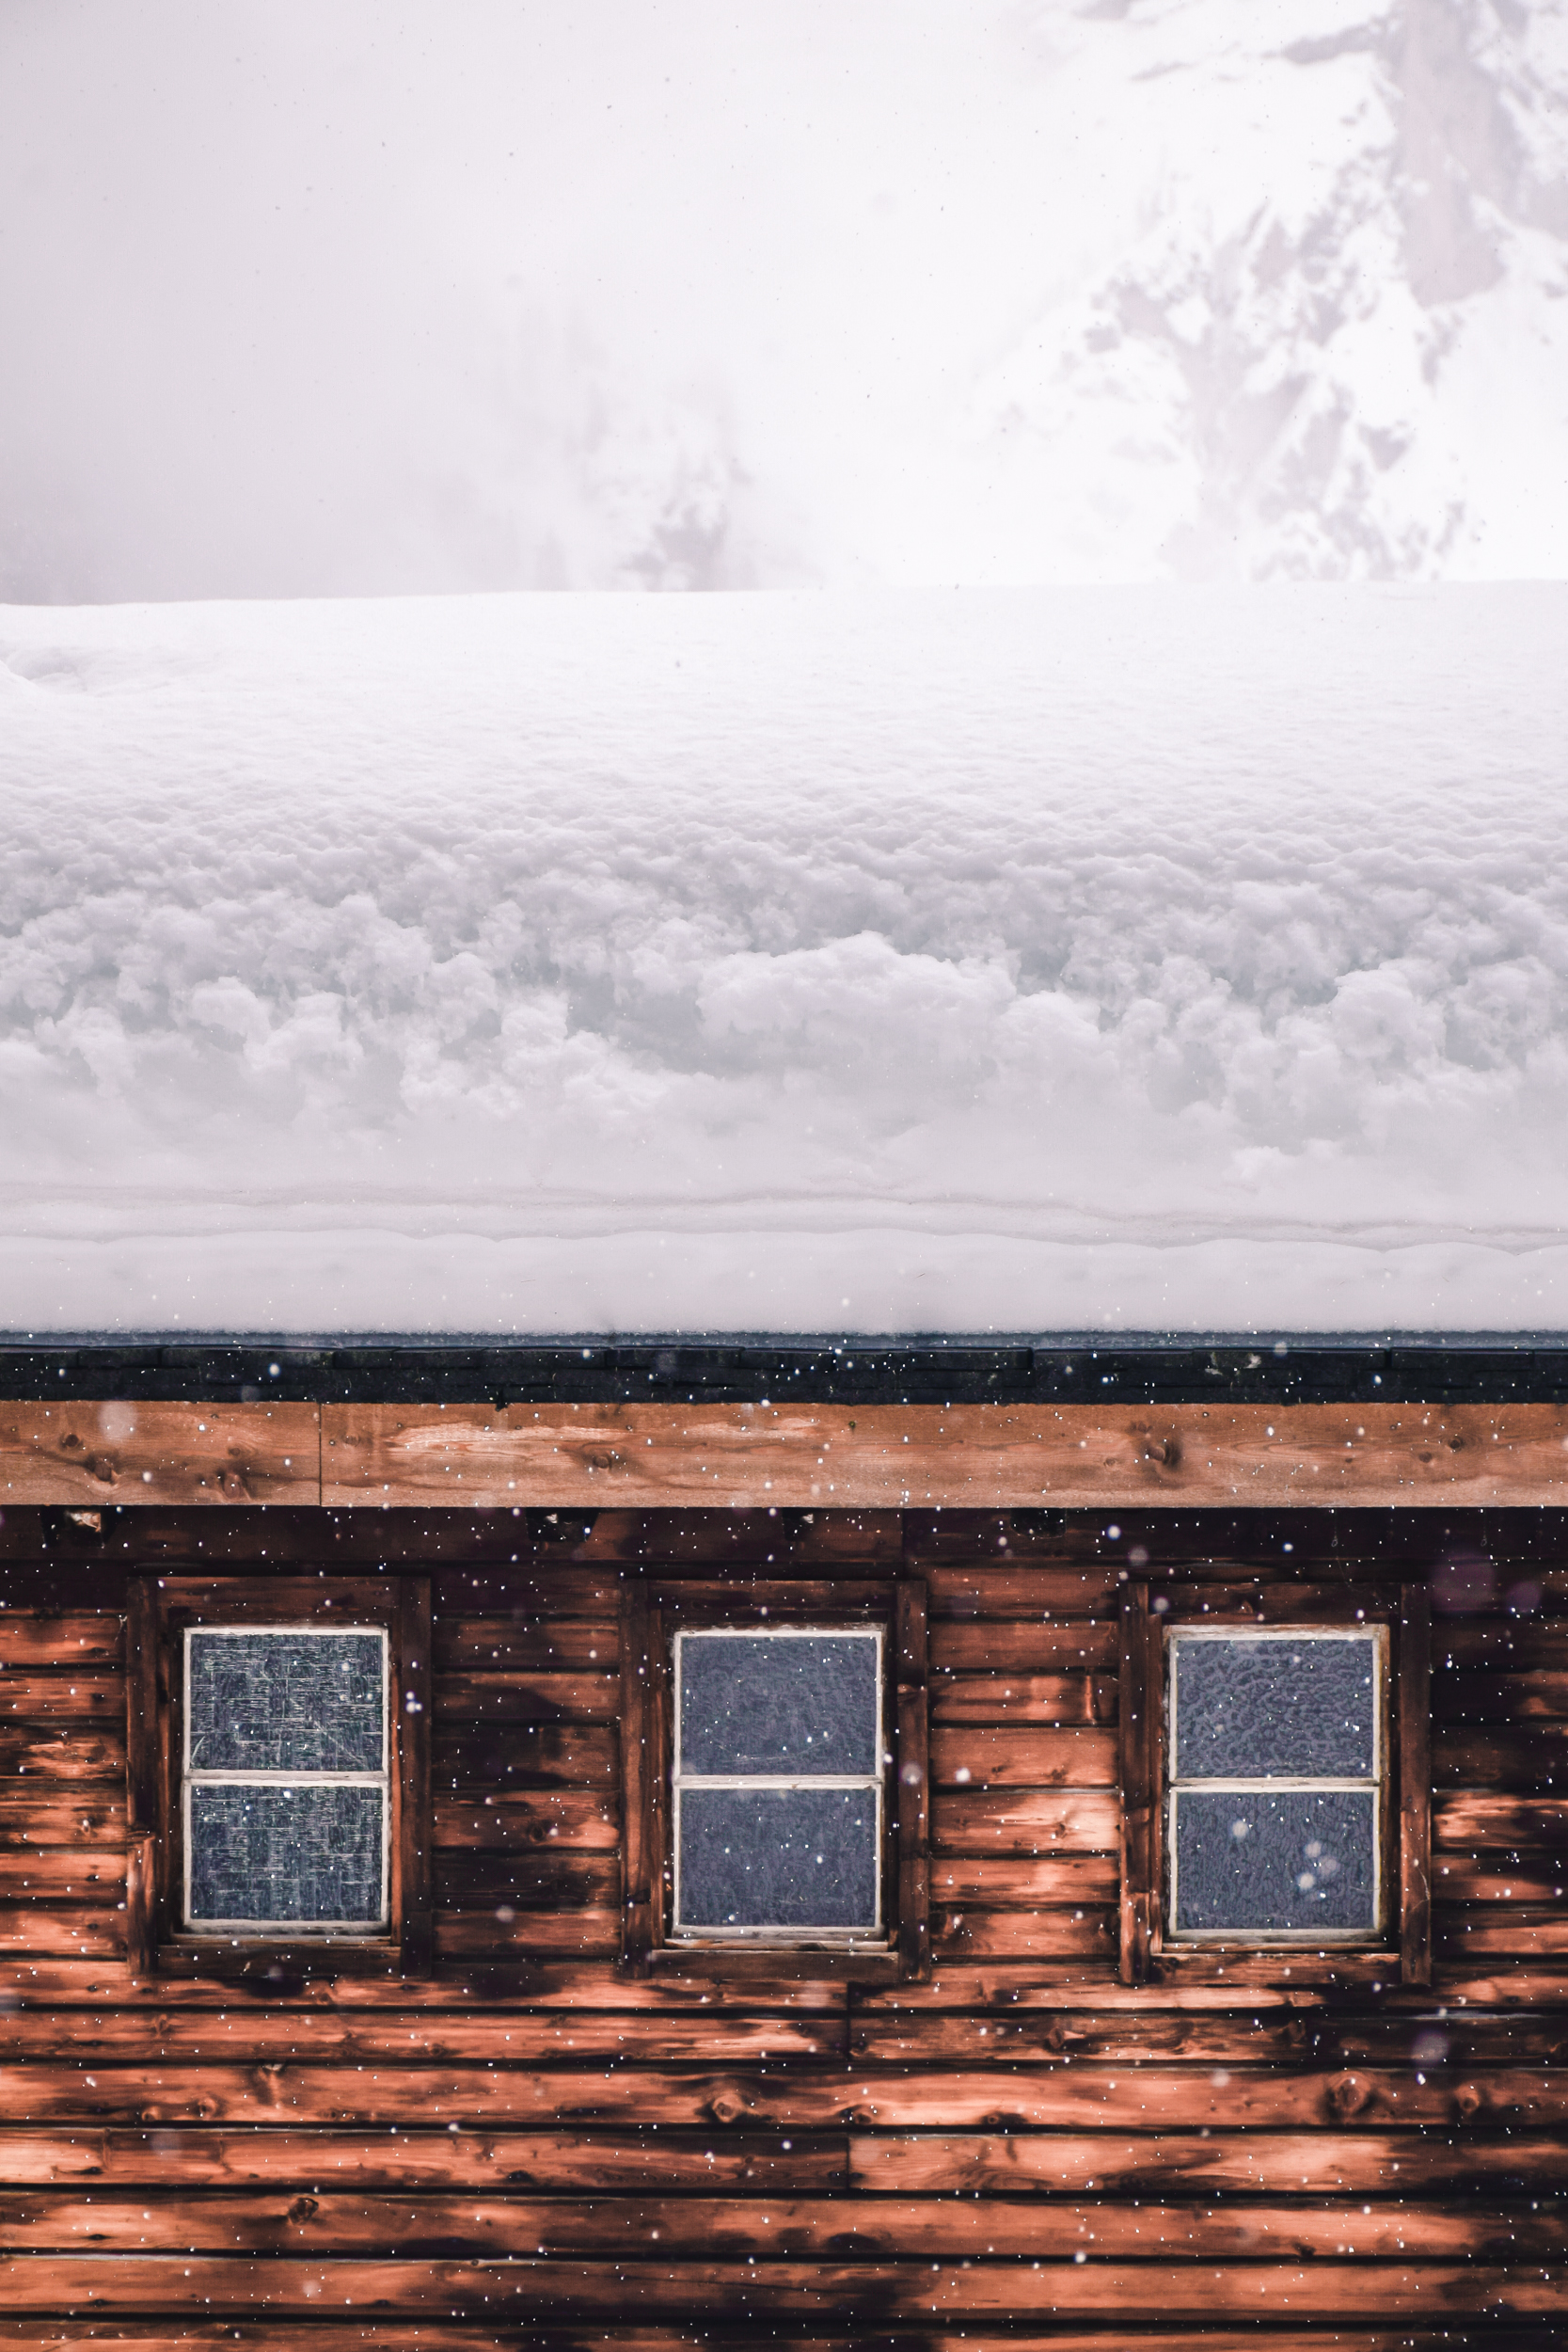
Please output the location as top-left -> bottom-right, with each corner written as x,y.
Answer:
1436,1621 -> 1568,1669
0,1621 -> 124,1671
1436,1791 -> 1568,1846
432,1724 -> 617,1787
0,2328 -> 563,2352
927,1857 -> 1117,1905
1435,1669 -> 1568,1723
0,2010 -> 843,2065
1150,1578 -> 1404,1620
434,1911 -> 622,1960
436,1671 -> 618,1724
930,1674 -> 1117,1725
851,2129 -> 1568,2196
855,2010 -> 1568,2067
435,1620 -> 617,1673
926,1565 -> 1119,1616
0,1795 -> 125,1850
1325,2014 -> 1568,2065
431,1565 -> 626,1616
0,1908 -> 123,1958
931,1622 -> 1118,1673
0,1404 -> 320,1508
930,1727 -> 1117,1788
0,1678 -> 120,1722
849,2012 -> 1314,2066
0,2127 -> 844,2190
1435,1907 -> 1568,1957
321,1401 -> 1568,1511
1434,1856 -> 1565,1902
1435,1724 -> 1568,1788
931,1789 -> 1120,1853
434,1853 -> 619,1908
0,1733 -> 125,1783
0,1853 -> 124,1898
932,1908 -> 1115,1960
3,2062 -> 1559,2131
0,2252 -> 1555,2320
434,1791 -> 619,1851
0,1959 -> 847,2011
578,1508 -> 901,1570
1,2191 -> 1561,2264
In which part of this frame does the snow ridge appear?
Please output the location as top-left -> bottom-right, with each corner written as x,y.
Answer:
2,586 -> 1565,1332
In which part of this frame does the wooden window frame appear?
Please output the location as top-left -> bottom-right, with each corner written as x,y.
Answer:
621,1574 -> 929,1983
127,1575 -> 432,1979
1118,1580 -> 1431,1987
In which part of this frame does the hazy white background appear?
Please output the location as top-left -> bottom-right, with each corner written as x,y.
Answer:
4,0 -> 1566,600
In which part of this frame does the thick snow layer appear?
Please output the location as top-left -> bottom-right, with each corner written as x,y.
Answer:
2,586 -> 1566,1335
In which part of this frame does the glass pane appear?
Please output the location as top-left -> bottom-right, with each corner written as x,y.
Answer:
188,1631 -> 385,1772
188,1785 -> 386,1924
678,1787 -> 878,1929
1172,1635 -> 1377,1778
1172,1788 -> 1377,1933
679,1633 -> 879,1775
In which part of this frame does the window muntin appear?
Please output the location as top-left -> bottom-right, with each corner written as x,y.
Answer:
1165,1626 -> 1386,1943
671,1627 -> 885,1942
182,1626 -> 390,1934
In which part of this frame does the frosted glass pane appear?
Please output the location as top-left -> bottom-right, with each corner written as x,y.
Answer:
678,1788 -> 878,1928
188,1785 -> 386,1924
680,1634 -> 879,1774
188,1631 -> 384,1772
1173,1788 -> 1376,1933
1173,1636 -> 1376,1778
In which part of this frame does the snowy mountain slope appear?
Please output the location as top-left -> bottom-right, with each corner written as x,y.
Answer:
958,0 -> 1568,580
1,585 -> 1565,1333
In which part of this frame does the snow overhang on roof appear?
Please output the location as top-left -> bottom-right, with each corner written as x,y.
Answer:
4,584 -> 1567,1338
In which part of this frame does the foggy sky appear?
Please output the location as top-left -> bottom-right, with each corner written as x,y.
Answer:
4,0 -> 1079,598
3,1 -> 1564,599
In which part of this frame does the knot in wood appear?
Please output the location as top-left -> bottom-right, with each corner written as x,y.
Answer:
1326,2072 -> 1370,2120
1139,1432 -> 1182,1472
705,2082 -> 752,2125
1451,2080 -> 1484,2121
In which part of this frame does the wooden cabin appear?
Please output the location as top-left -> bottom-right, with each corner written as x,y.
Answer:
0,1339 -> 1563,2352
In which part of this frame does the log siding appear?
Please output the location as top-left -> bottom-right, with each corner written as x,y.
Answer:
0,1502 -> 1562,2351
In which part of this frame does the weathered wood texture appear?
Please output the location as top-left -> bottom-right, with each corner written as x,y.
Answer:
0,1502 -> 1562,2350
15,1399 -> 1568,1506
324,1398 -> 1568,1508
0,1405 -> 318,1506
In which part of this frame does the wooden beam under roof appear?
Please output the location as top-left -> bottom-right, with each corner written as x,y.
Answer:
7,1396 -> 1568,1507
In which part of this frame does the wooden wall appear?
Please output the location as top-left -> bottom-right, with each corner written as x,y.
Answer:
0,1502 -> 1563,2352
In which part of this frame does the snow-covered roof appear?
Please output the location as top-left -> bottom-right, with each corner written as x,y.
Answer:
2,585 -> 1565,1336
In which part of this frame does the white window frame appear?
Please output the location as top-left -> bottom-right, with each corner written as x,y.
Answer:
182,1624 -> 391,1937
670,1624 -> 887,1949
1164,1623 -> 1388,1947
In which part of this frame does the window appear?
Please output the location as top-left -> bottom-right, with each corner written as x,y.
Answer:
1165,1627 -> 1386,1942
1118,1582 -> 1430,1986
128,1577 -> 431,1977
622,1579 -> 929,1980
673,1628 -> 884,1941
183,1626 -> 390,1933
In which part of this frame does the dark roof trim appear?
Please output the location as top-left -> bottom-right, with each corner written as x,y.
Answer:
3,1335 -> 1568,1406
